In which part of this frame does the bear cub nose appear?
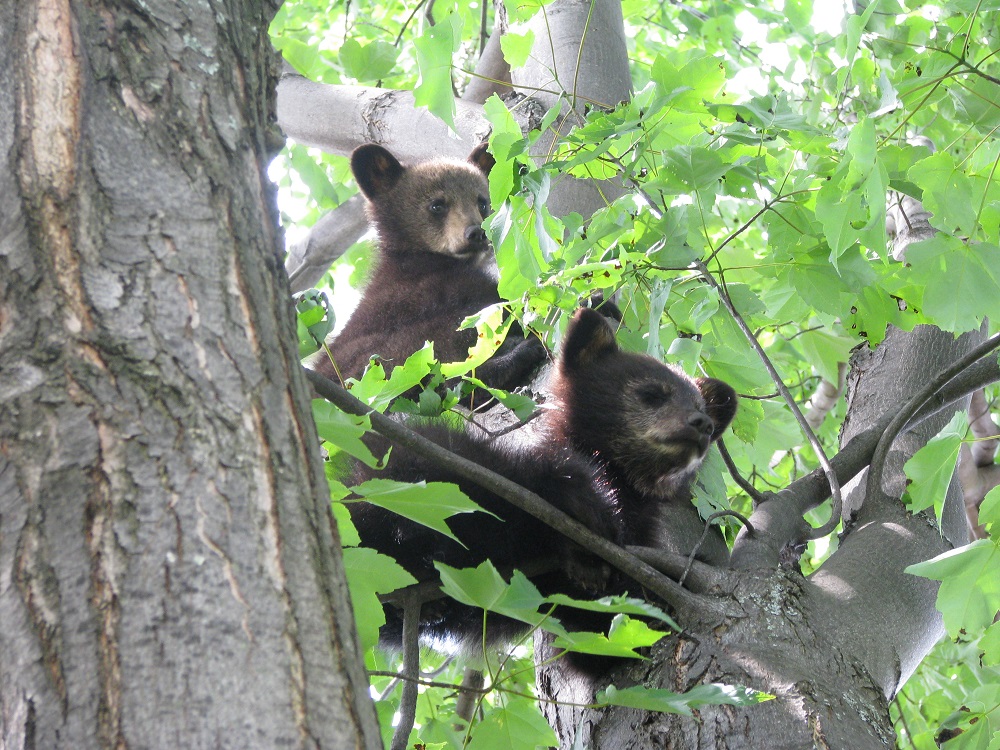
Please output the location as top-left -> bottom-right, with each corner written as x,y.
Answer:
465,225 -> 487,244
688,412 -> 714,435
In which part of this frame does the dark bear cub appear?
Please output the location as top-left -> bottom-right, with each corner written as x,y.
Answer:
546,308 -> 738,565
314,143 -> 545,393
348,307 -> 737,654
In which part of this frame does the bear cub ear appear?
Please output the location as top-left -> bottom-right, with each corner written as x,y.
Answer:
468,142 -> 496,177
695,377 -> 738,441
559,308 -> 620,370
351,144 -> 406,200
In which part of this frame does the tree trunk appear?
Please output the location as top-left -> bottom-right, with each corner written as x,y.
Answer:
0,1 -> 380,747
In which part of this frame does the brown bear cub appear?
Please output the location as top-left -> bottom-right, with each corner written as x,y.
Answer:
313,143 -> 546,393
546,308 -> 738,566
348,307 -> 737,652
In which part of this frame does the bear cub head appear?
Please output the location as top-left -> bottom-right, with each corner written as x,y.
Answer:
351,143 -> 496,261
548,308 -> 738,499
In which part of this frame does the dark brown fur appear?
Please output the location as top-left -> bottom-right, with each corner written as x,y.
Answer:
349,423 -> 622,651
313,144 -> 545,390
349,307 -> 737,654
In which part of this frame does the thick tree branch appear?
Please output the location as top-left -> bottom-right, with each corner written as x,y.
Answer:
276,73 -> 491,159
730,352 -> 1000,569
285,194 -> 367,293
865,332 -> 1000,504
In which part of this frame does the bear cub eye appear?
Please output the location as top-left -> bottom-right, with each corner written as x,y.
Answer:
477,196 -> 489,217
429,198 -> 447,215
636,383 -> 671,407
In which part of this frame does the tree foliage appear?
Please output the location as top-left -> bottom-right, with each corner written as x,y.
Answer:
272,1 -> 1000,747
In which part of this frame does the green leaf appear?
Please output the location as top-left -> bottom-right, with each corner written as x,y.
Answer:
312,399 -> 380,467
436,564 -> 556,632
596,683 -> 773,715
981,621 -> 1000,666
663,146 -> 731,193
980,485 -> 1000,528
843,0 -> 881,70
275,37 -> 320,78
816,180 -> 862,257
484,95 -> 523,205
552,614 -> 667,658
440,304 -> 510,377
289,148 -> 339,205
729,397 -> 763,444
903,411 -> 966,518
907,540 -> 1000,638
906,237 -> 1000,333
342,547 -> 417,651
348,343 -> 437,411
294,289 -> 333,358
414,12 -> 462,129
351,479 -> 487,545
545,593 -> 679,629
797,328 -> 853,384
908,152 -> 978,237
784,0 -> 813,33
465,699 -> 558,750
777,260 -> 851,316
339,38 -> 399,82
499,30 -> 534,68
331,499 -> 360,546
951,77 -> 1000,135
979,622 -> 1000,666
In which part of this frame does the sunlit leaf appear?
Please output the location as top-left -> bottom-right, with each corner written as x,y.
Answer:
907,540 -> 1000,638
414,13 -> 461,129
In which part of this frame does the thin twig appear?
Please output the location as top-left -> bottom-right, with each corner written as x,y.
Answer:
693,261 -> 844,541
717,438 -> 765,503
390,593 -> 422,750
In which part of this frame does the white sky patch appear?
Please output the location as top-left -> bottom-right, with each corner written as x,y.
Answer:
729,11 -> 770,96
811,1 -> 847,36
727,4 -> 850,98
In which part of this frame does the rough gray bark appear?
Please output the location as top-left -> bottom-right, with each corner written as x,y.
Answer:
0,1 -> 380,747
